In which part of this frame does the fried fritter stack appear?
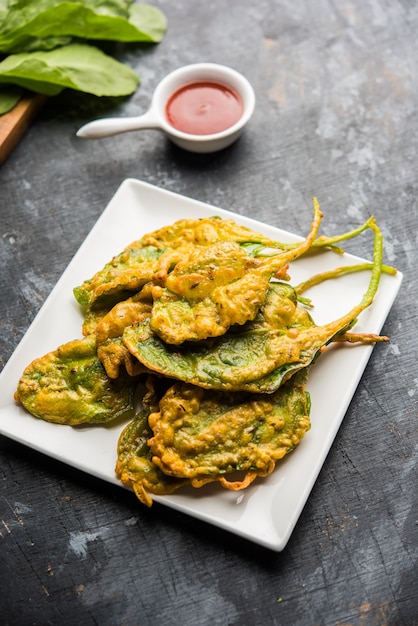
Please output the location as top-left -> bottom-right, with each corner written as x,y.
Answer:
15,206 -> 391,506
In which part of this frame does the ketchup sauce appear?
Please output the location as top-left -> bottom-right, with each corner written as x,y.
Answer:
166,81 -> 244,135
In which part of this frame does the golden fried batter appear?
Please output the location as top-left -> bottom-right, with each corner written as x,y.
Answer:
14,208 -> 391,509
116,377 -> 188,506
149,200 -> 322,344
122,282 -> 316,392
93,292 -> 153,378
73,243 -> 168,308
74,215 -> 287,311
147,370 -> 311,489
116,407 -> 188,507
123,218 -> 385,394
140,216 -> 284,249
15,335 -> 137,425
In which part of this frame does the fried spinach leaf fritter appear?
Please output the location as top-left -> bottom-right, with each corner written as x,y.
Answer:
149,240 -> 265,344
123,281 -> 313,391
73,215 -> 298,313
116,406 -> 187,507
116,376 -> 188,506
123,219 -> 384,392
15,335 -> 137,425
149,200 -> 322,344
15,208 -> 394,508
140,215 -> 284,249
73,243 -> 167,308
95,294 -> 153,379
147,369 -> 311,489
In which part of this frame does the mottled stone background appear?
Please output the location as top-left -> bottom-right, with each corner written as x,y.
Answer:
1,1 -> 417,624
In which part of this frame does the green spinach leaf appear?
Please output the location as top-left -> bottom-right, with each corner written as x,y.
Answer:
0,43 -> 140,96
0,83 -> 22,113
0,1 -> 167,53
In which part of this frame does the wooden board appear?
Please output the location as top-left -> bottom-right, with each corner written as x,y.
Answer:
0,93 -> 47,165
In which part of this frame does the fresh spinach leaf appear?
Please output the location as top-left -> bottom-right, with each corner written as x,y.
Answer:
0,0 -> 8,24
0,1 -> 167,53
0,83 -> 22,113
128,3 -> 167,42
0,43 -> 140,96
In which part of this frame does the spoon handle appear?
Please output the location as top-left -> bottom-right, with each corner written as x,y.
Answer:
76,110 -> 160,139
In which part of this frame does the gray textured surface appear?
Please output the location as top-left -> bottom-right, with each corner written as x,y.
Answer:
0,1 -> 417,624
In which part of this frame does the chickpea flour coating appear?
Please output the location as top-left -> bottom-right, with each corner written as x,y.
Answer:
14,207 -> 395,506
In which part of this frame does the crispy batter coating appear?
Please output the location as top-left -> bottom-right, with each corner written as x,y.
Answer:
141,216 -> 284,248
97,338 -> 148,379
115,371 -> 310,505
149,241 -> 262,344
15,210 -> 390,508
116,377 -> 188,506
116,407 -> 187,507
123,282 -> 317,392
123,218 -> 384,394
95,295 -> 153,378
73,215 -> 288,312
149,201 -> 322,344
147,370 -> 311,488
15,335 -> 137,425
73,243 -> 167,308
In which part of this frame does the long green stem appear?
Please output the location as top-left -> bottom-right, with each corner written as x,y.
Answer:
295,262 -> 397,297
276,215 -> 376,254
293,213 -> 396,310
260,197 -> 323,273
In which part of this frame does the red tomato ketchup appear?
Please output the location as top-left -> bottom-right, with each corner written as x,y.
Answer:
165,81 -> 244,135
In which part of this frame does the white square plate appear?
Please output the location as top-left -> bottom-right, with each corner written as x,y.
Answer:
0,179 -> 402,551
